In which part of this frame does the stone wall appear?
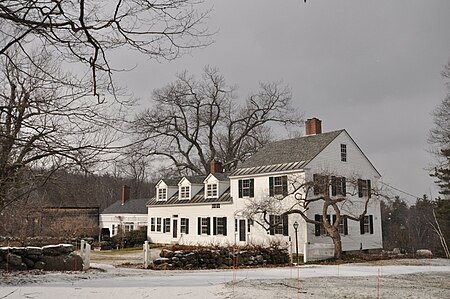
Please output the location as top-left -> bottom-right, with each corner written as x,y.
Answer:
0,244 -> 83,271
152,246 -> 289,270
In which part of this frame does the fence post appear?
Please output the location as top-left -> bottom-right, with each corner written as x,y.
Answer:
80,240 -> 91,270
303,242 -> 308,263
144,241 -> 149,269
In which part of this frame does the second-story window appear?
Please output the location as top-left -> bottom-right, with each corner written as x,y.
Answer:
157,188 -> 167,200
238,179 -> 254,198
358,179 -> 371,198
269,175 -> 288,196
341,144 -> 347,162
180,186 -> 190,200
207,183 -> 218,198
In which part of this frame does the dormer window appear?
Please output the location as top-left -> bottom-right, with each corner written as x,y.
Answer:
180,186 -> 190,200
157,188 -> 167,201
206,183 -> 218,198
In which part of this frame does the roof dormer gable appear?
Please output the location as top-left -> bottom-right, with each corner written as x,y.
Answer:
155,179 -> 179,201
203,173 -> 229,199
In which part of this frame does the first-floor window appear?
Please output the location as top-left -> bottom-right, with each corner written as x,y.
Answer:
123,222 -> 134,232
213,217 -> 227,235
112,224 -> 117,235
332,215 -> 348,235
360,215 -> 374,234
156,218 -> 162,232
150,218 -> 156,232
163,218 -> 171,233
269,214 -> 288,236
198,217 -> 211,235
314,214 -> 331,236
180,218 -> 189,234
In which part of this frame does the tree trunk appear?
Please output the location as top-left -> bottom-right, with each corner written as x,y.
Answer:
328,228 -> 343,259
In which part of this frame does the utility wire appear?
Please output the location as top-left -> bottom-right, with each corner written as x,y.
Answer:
379,181 -> 423,200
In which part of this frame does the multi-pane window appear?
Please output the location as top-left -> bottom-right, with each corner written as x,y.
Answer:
207,183 -> 218,198
360,215 -> 374,234
358,179 -> 371,198
314,214 -> 331,236
156,218 -> 162,232
269,176 -> 288,196
313,174 -> 329,196
163,218 -> 171,233
212,203 -> 220,209
157,188 -> 167,200
201,217 -> 209,235
180,218 -> 189,234
180,186 -> 190,200
238,179 -> 254,198
215,217 -> 226,235
332,215 -> 348,235
331,176 -> 346,196
269,215 -> 288,236
123,222 -> 134,232
341,144 -> 347,162
112,224 -> 118,235
150,218 -> 155,232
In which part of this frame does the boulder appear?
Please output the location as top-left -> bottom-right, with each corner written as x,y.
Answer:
34,261 -> 46,270
6,253 -> 22,266
416,249 -> 433,258
26,247 -> 43,256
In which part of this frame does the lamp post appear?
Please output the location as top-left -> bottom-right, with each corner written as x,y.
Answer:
293,221 -> 299,264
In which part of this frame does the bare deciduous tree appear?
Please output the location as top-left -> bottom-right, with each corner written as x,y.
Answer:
0,49 -> 128,213
241,173 -> 381,259
429,58 -> 450,196
0,0 -> 211,98
133,66 -> 302,175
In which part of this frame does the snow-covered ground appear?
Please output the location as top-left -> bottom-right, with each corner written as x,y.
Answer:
1,258 -> 449,298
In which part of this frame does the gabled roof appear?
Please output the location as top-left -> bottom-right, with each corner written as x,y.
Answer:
231,130 -> 344,176
180,175 -> 207,185
157,177 -> 182,186
147,187 -> 232,206
204,172 -> 229,182
102,198 -> 149,214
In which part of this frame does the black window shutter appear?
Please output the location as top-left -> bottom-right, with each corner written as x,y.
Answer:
223,217 -> 227,236
332,214 -> 336,225
249,179 -> 254,197
197,217 -> 201,235
360,217 -> 365,234
344,216 -> 348,235
163,219 -> 166,233
282,176 -> 288,196
282,214 -> 289,236
331,176 -> 337,196
358,179 -> 363,197
235,219 -> 238,232
269,215 -> 275,235
314,214 -> 321,236
367,180 -> 372,198
342,177 -> 347,195
206,217 -> 211,235
313,174 -> 319,195
369,215 -> 374,234
186,218 -> 189,234
213,217 -> 217,235
269,177 -> 274,196
238,180 -> 243,198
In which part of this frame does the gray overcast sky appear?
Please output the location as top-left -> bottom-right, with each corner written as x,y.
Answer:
118,0 -> 450,202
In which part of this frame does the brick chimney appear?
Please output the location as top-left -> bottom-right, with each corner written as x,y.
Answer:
210,159 -> 223,174
121,185 -> 130,205
305,118 -> 322,136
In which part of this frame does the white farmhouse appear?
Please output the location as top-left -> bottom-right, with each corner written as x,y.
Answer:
147,118 -> 383,256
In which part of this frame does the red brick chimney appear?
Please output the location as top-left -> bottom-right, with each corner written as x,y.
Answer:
121,185 -> 130,205
305,118 -> 322,136
210,159 -> 223,174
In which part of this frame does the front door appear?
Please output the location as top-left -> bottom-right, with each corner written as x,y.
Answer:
173,219 -> 178,239
239,219 -> 246,242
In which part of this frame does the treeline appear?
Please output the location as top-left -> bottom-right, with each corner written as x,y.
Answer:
0,169 -> 155,239
381,196 -> 449,257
